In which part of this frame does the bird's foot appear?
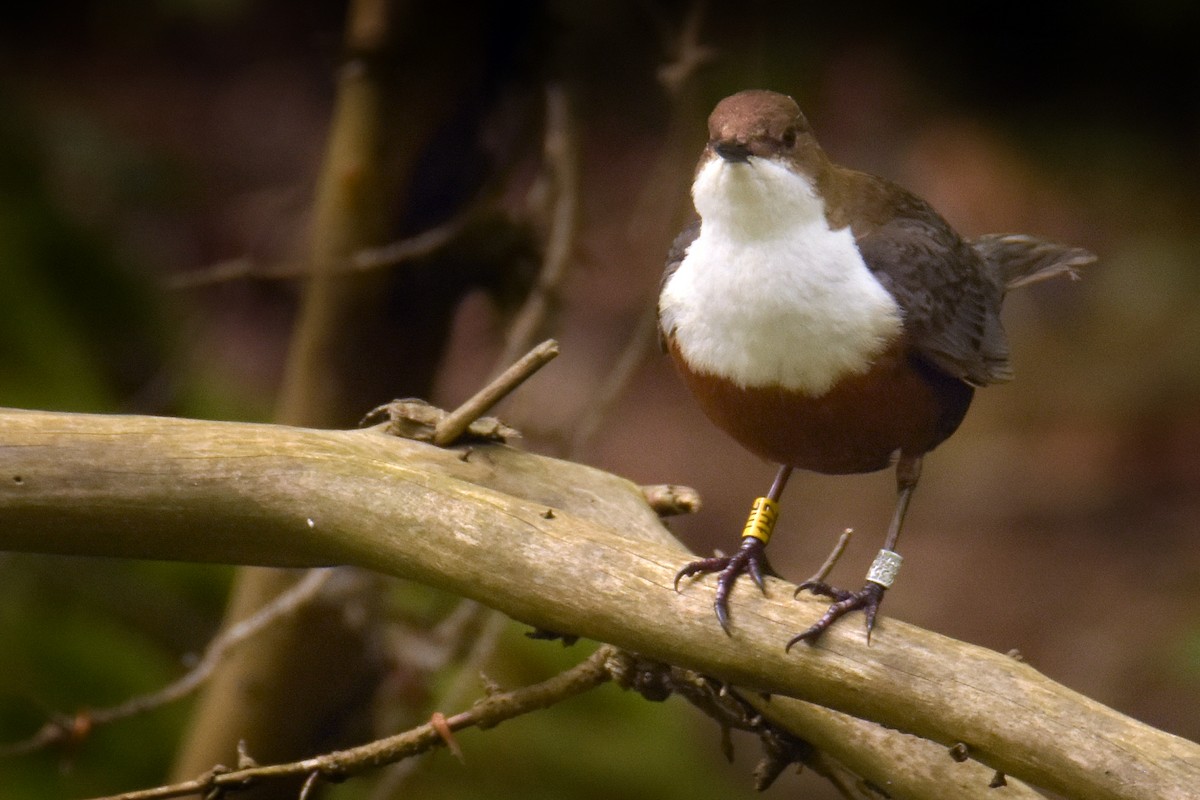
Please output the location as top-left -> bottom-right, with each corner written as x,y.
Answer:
674,536 -> 774,634
786,581 -> 886,649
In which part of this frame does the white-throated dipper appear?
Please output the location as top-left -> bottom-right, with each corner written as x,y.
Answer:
660,89 -> 1095,647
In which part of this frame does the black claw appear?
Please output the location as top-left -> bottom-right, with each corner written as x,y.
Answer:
863,601 -> 881,644
674,557 -> 725,592
793,579 -> 853,602
747,555 -> 767,592
675,537 -> 772,633
785,582 -> 886,651
714,596 -> 732,635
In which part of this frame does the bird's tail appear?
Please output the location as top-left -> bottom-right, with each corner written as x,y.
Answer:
972,233 -> 1097,290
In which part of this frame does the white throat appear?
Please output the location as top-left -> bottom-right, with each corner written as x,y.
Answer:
659,156 -> 903,395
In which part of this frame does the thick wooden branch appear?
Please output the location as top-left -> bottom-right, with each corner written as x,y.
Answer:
1,408 -> 1197,800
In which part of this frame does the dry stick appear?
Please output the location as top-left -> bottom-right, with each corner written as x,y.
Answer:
167,256 -> 259,289
0,570 -> 334,757
97,569 -> 334,723
562,16 -> 711,456
297,771 -> 320,800
85,645 -> 622,800
560,2 -> 710,453
803,529 -> 855,586
432,339 -> 560,446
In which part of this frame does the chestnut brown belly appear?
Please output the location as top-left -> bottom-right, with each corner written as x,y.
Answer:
669,339 -> 974,474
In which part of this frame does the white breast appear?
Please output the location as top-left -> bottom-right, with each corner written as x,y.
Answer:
659,156 -> 903,396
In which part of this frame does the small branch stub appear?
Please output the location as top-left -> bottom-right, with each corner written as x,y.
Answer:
640,484 -> 701,517
433,339 -> 560,446
802,529 -> 854,586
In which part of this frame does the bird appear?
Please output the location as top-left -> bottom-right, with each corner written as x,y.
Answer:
658,89 -> 1094,647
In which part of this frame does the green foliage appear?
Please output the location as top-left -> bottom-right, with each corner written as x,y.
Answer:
0,93 -> 167,412
0,557 -> 232,797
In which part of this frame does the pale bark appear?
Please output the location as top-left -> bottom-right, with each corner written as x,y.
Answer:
2,407 -> 1197,800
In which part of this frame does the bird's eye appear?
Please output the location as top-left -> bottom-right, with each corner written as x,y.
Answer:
782,127 -> 797,147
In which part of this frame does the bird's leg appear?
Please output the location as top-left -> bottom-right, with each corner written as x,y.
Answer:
674,465 -> 794,634
787,455 -> 922,648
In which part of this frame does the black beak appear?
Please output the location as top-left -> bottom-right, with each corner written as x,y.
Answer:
714,140 -> 751,163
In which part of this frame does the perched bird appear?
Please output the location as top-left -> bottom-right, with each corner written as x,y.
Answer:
659,90 -> 1094,646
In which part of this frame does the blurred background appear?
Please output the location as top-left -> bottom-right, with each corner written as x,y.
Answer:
1,1 -> 1198,798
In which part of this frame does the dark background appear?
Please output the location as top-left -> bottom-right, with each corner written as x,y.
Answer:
1,1 -> 1197,798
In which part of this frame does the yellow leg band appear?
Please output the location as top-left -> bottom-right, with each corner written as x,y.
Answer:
741,497 -> 780,544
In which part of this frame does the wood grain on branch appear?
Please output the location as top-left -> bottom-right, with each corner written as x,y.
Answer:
1,408 -> 1197,800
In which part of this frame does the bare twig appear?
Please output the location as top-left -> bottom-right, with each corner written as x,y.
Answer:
655,1 -> 717,96
436,610 -> 512,715
428,712 -> 463,762
83,645 -> 621,800
367,604 -> 509,800
167,256 -> 259,289
0,570 -> 333,757
803,529 -> 854,585
297,771 -> 320,800
569,304 -> 662,455
347,215 -> 471,272
433,339 -> 560,446
499,85 -> 578,366
167,214 -> 471,289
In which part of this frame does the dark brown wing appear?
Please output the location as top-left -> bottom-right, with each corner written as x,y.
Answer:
658,217 -> 701,350
854,200 -> 1012,386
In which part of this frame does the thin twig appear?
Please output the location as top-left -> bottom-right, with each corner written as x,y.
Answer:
167,256 -> 260,289
297,771 -> 320,800
655,0 -> 716,96
367,604 -> 508,800
803,529 -> 854,586
569,304 -> 661,455
1,570 -> 333,757
347,214 -> 470,272
433,339 -> 560,446
498,85 -> 578,367
167,215 -> 470,290
84,645 -> 621,800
